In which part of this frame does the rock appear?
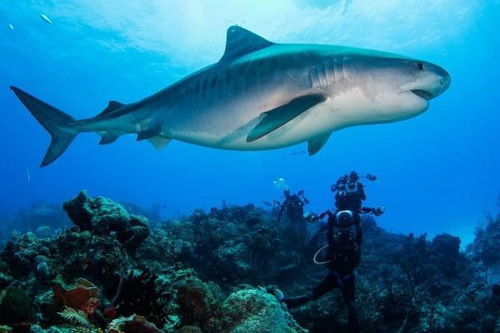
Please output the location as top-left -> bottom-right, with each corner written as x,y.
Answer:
431,233 -> 461,257
177,326 -> 202,333
176,278 -> 220,330
107,315 -> 164,333
63,191 -> 150,253
0,287 -> 34,325
219,288 -> 305,333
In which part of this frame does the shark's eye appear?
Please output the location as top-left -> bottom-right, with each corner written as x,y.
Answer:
417,62 -> 424,71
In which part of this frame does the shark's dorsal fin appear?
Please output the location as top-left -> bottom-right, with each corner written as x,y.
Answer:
99,101 -> 125,116
220,26 -> 273,62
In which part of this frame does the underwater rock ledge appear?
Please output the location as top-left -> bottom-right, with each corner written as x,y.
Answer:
0,191 -> 498,333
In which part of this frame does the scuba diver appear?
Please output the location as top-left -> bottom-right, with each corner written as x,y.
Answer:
332,171 -> 383,215
277,189 -> 309,224
283,209 -> 363,332
279,172 -> 383,331
308,171 -> 383,249
276,189 -> 310,245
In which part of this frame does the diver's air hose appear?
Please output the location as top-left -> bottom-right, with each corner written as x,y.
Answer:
313,243 -> 331,265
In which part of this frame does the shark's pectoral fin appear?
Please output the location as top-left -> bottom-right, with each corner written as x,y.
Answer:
308,133 -> 331,155
148,136 -> 171,150
246,94 -> 326,142
99,133 -> 119,145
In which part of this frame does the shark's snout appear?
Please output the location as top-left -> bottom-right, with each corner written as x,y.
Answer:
432,64 -> 451,97
406,62 -> 451,100
422,63 -> 451,99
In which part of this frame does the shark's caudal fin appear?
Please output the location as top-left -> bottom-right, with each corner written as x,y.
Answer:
10,86 -> 78,167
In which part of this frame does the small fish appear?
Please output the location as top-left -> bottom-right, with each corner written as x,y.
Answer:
40,14 -> 52,24
8,24 -> 14,31
36,225 -> 51,233
26,167 -> 31,182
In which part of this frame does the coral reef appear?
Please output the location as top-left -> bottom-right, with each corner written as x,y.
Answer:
0,192 -> 498,332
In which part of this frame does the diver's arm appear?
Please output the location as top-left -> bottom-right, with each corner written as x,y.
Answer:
359,184 -> 367,201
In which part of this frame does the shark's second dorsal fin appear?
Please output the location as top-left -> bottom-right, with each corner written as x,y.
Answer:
99,101 -> 125,116
220,26 -> 273,62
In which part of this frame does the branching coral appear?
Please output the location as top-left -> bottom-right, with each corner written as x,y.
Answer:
57,306 -> 90,327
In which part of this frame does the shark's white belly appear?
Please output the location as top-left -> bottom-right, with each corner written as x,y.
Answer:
168,86 -> 385,151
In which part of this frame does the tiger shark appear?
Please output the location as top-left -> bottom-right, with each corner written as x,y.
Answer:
11,26 -> 450,167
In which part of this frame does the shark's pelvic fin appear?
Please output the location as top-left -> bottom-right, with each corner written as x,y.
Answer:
246,94 -> 326,142
10,86 -> 78,167
220,26 -> 273,62
136,128 -> 171,150
99,101 -> 125,116
99,133 -> 119,145
308,133 -> 331,155
148,136 -> 171,150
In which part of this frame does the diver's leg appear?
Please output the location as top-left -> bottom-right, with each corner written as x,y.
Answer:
342,274 -> 359,333
283,272 -> 335,308
346,301 -> 360,333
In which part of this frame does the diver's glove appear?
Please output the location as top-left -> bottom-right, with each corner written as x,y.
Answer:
303,212 -> 318,223
373,207 -> 385,216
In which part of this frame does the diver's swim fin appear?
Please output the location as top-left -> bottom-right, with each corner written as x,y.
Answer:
246,94 -> 325,142
10,86 -> 78,167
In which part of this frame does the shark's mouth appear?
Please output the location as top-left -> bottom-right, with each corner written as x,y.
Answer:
411,89 -> 433,100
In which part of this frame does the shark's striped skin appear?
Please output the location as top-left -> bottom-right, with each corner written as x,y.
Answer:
11,26 -> 450,166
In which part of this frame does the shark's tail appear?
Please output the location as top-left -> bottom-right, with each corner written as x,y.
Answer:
11,86 -> 78,167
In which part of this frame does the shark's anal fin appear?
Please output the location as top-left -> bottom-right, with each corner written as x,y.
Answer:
99,133 -> 119,145
246,94 -> 326,142
99,101 -> 125,116
220,26 -> 273,62
308,133 -> 331,155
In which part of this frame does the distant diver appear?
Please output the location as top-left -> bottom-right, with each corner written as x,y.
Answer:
283,209 -> 363,332
277,189 -> 309,224
277,189 -> 310,245
10,25 -> 450,167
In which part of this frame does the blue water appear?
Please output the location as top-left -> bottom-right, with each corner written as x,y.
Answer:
0,1 -> 498,243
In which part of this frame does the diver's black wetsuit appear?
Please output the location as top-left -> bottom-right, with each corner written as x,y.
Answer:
285,211 -> 362,332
